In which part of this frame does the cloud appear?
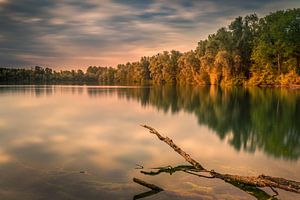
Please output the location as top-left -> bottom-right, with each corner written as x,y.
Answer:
0,0 -> 299,68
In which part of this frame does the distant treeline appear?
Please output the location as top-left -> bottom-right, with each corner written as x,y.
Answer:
0,66 -> 113,84
1,9 -> 299,86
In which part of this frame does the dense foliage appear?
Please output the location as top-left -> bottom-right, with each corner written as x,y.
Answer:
1,9 -> 299,86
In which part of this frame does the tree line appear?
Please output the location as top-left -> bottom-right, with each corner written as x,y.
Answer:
0,9 -> 299,86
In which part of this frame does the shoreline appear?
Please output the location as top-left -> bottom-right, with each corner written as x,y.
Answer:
0,83 -> 300,89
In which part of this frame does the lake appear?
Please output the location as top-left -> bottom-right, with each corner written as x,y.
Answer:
0,85 -> 299,200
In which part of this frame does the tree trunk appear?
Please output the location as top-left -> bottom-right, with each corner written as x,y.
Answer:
296,56 -> 300,75
277,53 -> 281,74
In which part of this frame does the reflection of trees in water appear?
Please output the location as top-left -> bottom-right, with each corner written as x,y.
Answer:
0,85 -> 84,97
115,86 -> 300,160
1,85 -> 299,159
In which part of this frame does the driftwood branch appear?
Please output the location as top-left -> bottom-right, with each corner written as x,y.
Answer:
141,165 -> 200,176
133,177 -> 163,200
133,177 -> 163,192
141,125 -> 206,171
133,189 -> 160,200
140,164 -> 278,200
141,125 -> 300,197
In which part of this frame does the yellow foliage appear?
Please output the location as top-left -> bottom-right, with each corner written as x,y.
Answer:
278,70 -> 300,85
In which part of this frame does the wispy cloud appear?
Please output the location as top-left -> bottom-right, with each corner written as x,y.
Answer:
0,0 -> 299,69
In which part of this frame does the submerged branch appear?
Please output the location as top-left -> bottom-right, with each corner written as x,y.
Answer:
133,178 -> 163,200
140,164 -> 277,200
133,178 -> 163,192
141,165 -> 200,176
133,189 -> 161,200
141,125 -> 300,197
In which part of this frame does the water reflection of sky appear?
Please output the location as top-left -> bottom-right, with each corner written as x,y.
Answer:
0,85 -> 299,199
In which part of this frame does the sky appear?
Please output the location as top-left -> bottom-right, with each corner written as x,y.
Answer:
0,0 -> 299,69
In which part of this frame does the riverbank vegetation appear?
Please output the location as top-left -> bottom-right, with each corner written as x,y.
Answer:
0,9 -> 299,86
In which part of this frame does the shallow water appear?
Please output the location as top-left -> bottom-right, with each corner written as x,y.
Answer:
0,85 -> 299,199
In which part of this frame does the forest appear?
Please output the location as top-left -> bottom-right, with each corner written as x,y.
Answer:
0,9 -> 299,86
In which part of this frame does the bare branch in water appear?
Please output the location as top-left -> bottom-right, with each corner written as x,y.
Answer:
140,164 -> 278,200
133,178 -> 163,192
141,125 -> 300,198
141,125 -> 206,171
133,189 -> 161,200
140,165 -> 200,176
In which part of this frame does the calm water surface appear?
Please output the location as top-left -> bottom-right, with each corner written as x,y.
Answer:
0,85 -> 299,200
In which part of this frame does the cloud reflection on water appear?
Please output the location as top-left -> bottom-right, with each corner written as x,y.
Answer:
0,85 -> 299,199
